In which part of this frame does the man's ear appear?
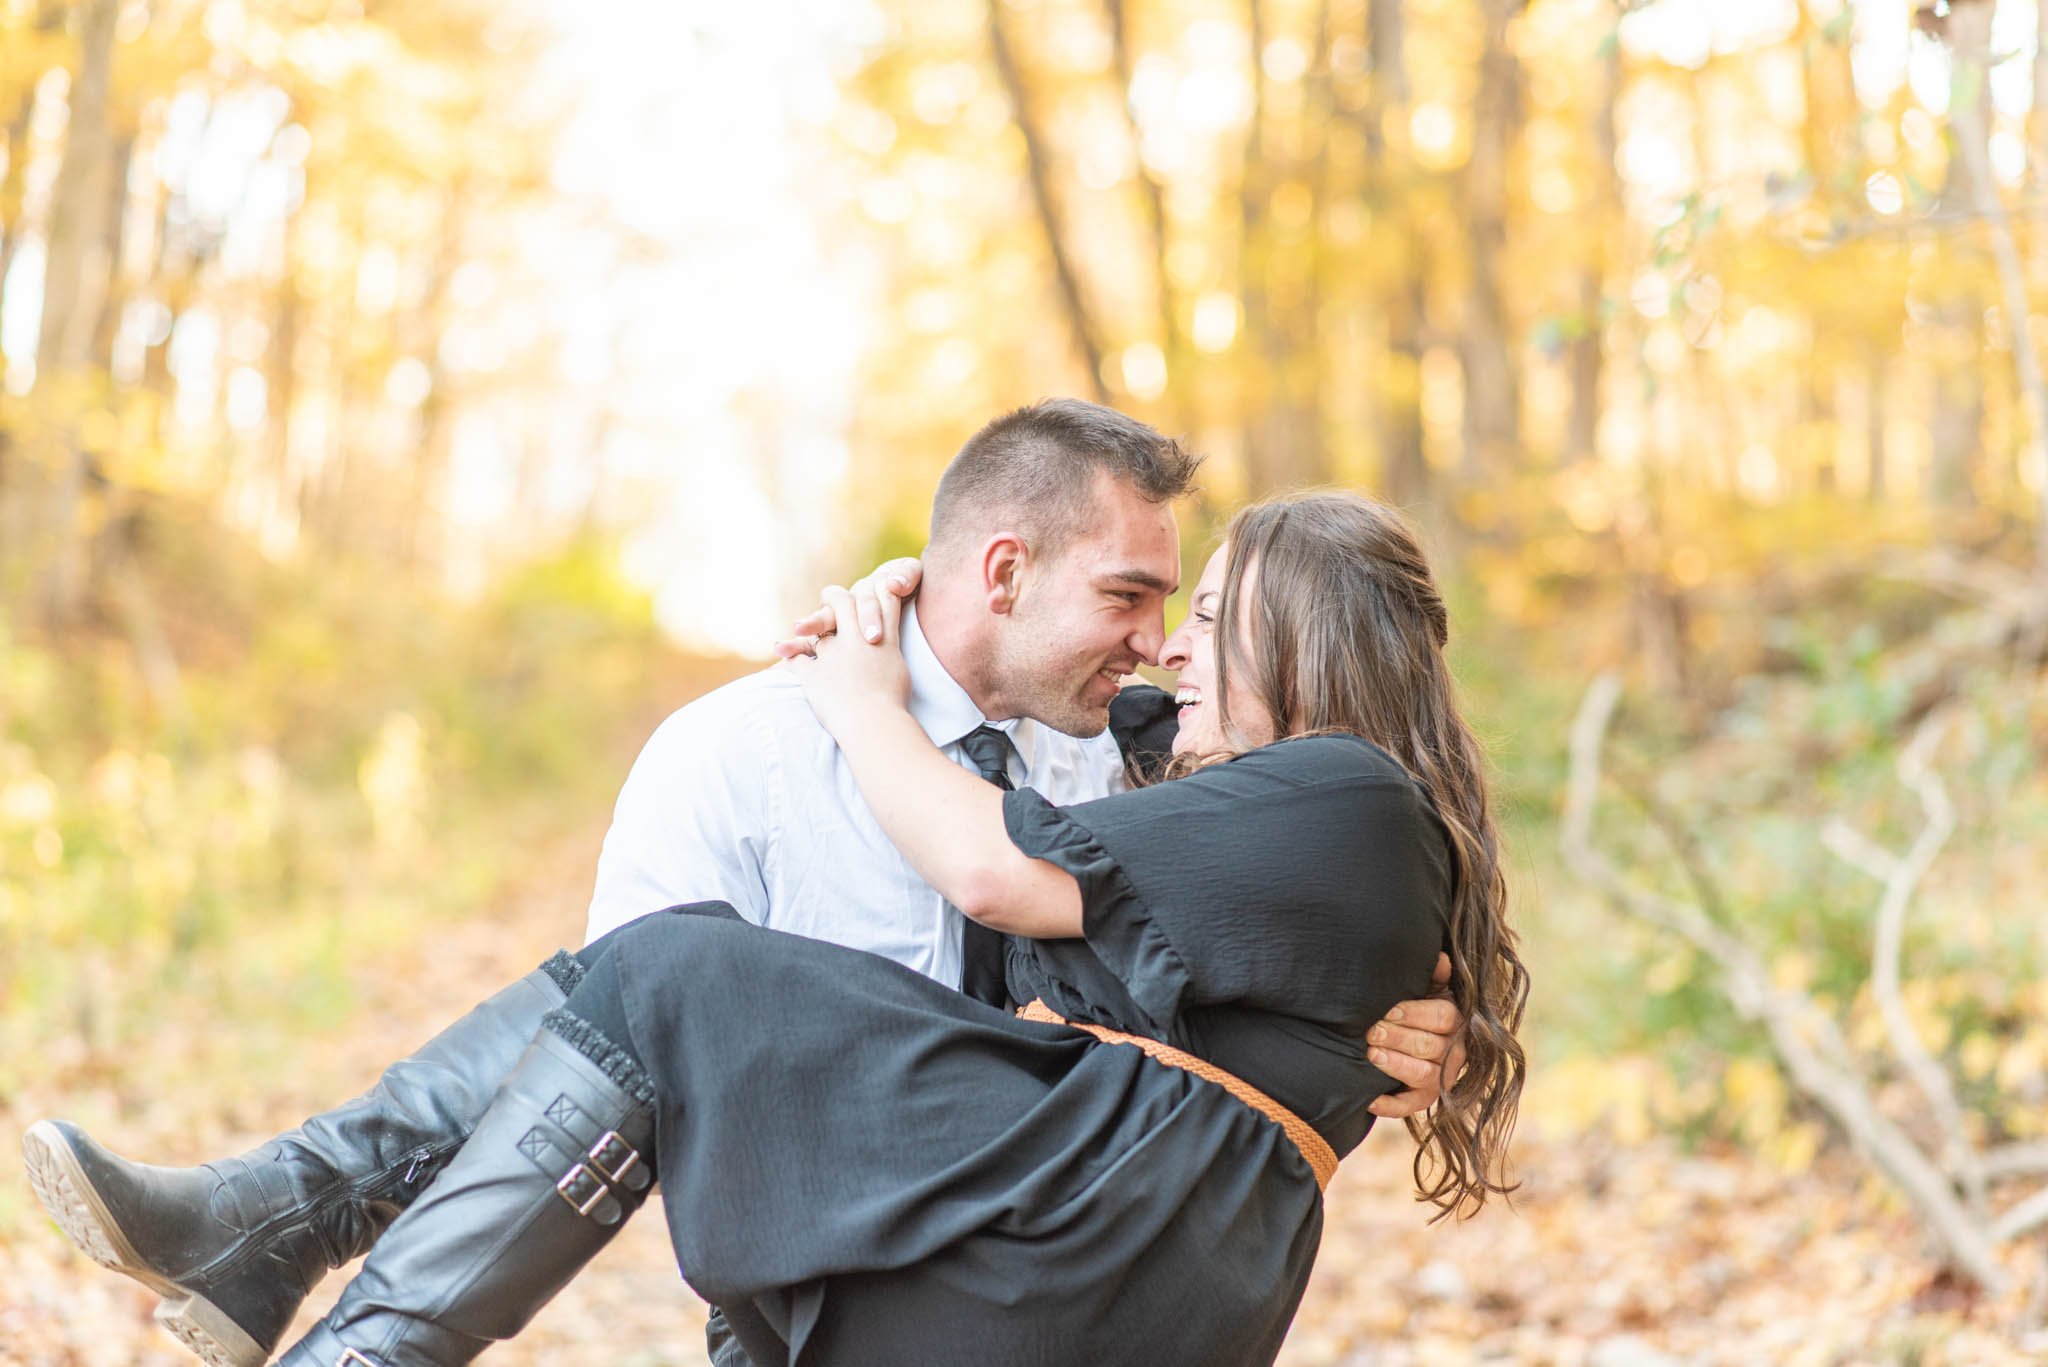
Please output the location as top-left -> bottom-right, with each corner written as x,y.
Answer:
979,533 -> 1028,616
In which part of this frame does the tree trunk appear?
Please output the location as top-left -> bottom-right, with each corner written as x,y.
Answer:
1365,0 -> 1408,127
0,0 -> 66,360
1566,9 -> 1621,467
1629,477 -> 1690,697
1363,0 -> 1430,511
138,96 -> 221,401
1458,0 -> 1525,486
1940,0 -> 2048,577
1296,0 -> 1337,485
1382,265 -> 1431,510
88,133 -> 135,369
0,93 -> 36,372
1235,0 -> 1274,487
1925,0 -> 1994,512
1630,568 -> 1690,698
1244,0 -> 1331,494
2033,0 -> 2048,181
0,2 -> 65,605
1797,0 -> 1862,185
35,0 -> 120,630
36,0 -> 119,377
986,0 -> 1111,402
1928,366 -> 1984,509
1103,0 -> 1184,427
402,191 -> 466,573
0,87 -> 32,527
303,216 -> 369,554
1803,365 -> 1837,495
265,215 -> 302,549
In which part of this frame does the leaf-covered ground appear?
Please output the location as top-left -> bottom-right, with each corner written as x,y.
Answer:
4,832 -> 2040,1366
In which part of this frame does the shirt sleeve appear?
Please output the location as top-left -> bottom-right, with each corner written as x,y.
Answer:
1003,736 -> 1450,1037
583,699 -> 774,945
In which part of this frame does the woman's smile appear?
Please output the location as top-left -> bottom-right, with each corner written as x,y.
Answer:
1159,544 -> 1243,755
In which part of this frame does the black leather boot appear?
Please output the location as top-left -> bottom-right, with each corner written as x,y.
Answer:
272,1010 -> 658,1367
22,952 -> 585,1367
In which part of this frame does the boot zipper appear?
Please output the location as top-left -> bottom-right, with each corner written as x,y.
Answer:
369,1140 -> 459,1197
204,1139 -> 464,1279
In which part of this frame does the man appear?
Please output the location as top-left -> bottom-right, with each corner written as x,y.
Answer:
585,398 -> 1181,973
22,399 -> 1460,1367
583,398 -> 1462,1364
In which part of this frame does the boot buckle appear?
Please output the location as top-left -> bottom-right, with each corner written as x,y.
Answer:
555,1163 -> 610,1218
585,1131 -> 644,1191
338,1351 -> 386,1367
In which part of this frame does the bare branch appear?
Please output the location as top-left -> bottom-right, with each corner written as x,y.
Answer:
1824,708 -> 1984,1209
1820,820 -> 1901,882
1564,676 -> 1771,983
1993,1185 -> 2048,1244
1888,551 -> 2039,615
1987,1141 -> 2048,1180
1562,674 -> 2010,1292
1609,754 -> 1736,928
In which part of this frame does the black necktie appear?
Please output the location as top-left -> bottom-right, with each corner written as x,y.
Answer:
956,725 -> 1015,1007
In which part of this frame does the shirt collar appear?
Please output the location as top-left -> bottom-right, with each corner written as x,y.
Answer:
901,602 -> 1041,774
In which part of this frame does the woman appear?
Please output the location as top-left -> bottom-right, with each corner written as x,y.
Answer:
27,491 -> 1526,1367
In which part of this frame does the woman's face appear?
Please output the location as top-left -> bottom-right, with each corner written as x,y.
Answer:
1158,546 -> 1278,756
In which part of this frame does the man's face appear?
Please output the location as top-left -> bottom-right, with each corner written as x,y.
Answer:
990,476 -> 1180,737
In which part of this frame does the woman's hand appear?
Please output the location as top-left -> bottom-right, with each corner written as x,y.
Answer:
775,557 -> 923,657
787,585 -> 912,738
784,583 -> 1087,938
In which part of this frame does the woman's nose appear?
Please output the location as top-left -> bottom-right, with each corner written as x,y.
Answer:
1157,625 -> 1189,671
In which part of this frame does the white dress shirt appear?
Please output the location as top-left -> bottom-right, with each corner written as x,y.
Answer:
583,604 -> 1127,987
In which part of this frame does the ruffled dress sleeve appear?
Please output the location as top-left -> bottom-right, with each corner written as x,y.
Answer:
1003,735 -> 1451,1040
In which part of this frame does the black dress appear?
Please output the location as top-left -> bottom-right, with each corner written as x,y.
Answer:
607,733 -> 1452,1367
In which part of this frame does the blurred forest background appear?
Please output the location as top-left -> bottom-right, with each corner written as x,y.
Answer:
3,0 -> 2047,1361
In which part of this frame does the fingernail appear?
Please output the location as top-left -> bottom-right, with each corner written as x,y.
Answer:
1386,1005 -> 1405,1023
865,627 -> 881,642
1369,1048 -> 1388,1066
887,576 -> 907,591
1368,1025 -> 1387,1044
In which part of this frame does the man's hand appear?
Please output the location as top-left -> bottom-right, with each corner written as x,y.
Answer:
776,557 -> 924,656
1366,952 -> 1467,1119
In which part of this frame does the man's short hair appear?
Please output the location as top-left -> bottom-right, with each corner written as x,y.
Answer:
928,399 -> 1200,560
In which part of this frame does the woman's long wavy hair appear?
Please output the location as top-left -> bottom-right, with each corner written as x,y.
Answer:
1188,490 -> 1528,1220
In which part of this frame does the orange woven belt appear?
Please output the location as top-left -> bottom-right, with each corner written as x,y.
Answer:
1016,998 -> 1338,1191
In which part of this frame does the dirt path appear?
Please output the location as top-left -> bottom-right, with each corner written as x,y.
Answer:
4,829 -> 2039,1365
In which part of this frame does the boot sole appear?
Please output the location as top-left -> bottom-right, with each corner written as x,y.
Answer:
23,1121 -> 269,1367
